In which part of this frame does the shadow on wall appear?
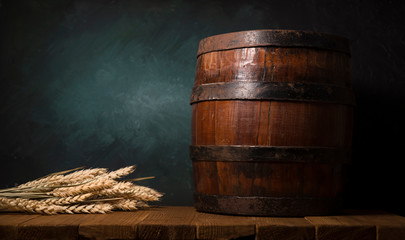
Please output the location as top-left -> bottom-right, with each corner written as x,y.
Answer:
348,91 -> 405,215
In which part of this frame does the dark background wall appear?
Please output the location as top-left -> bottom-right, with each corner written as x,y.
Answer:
1,0 -> 404,215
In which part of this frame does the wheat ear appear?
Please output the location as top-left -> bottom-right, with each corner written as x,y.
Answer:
0,197 -> 64,215
17,168 -> 107,189
16,167 -> 84,189
17,175 -> 64,189
97,182 -> 162,201
43,193 -> 93,205
63,203 -> 113,214
54,168 -> 107,185
127,185 -> 163,201
0,197 -> 114,214
104,165 -> 135,179
113,199 -> 149,211
50,179 -> 116,197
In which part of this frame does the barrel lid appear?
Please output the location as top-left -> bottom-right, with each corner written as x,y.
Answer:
197,29 -> 350,57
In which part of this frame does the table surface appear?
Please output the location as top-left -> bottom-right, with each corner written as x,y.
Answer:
1,206 -> 405,240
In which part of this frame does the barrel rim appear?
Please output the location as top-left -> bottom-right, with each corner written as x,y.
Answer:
197,29 -> 351,57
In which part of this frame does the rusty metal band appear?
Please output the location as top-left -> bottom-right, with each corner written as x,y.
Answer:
194,193 -> 341,216
190,145 -> 351,164
190,81 -> 355,106
197,30 -> 350,57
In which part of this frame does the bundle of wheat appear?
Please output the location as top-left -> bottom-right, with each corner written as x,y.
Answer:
0,165 -> 162,214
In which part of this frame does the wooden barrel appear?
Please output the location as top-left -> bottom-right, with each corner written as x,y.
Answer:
190,30 -> 354,216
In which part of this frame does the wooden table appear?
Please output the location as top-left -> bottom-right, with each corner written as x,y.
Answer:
0,206 -> 404,240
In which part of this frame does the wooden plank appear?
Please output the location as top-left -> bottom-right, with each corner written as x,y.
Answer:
254,216 -> 315,240
1,208 -> 404,240
136,206 -> 197,240
305,213 -> 376,240
378,224 -> 405,240
341,210 -> 405,240
17,214 -> 95,240
0,213 -> 40,240
192,210 -> 255,240
78,211 -> 150,240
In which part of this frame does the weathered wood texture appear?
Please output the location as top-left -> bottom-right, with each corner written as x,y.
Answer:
0,207 -> 404,240
190,30 -> 354,216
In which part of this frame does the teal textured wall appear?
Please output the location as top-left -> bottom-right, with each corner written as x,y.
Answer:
1,0 -> 404,214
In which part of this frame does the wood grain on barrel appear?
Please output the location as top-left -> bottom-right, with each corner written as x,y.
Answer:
195,47 -> 350,86
192,101 -> 352,147
191,30 -> 353,216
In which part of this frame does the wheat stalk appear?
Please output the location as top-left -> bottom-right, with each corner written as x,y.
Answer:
0,166 -> 161,215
